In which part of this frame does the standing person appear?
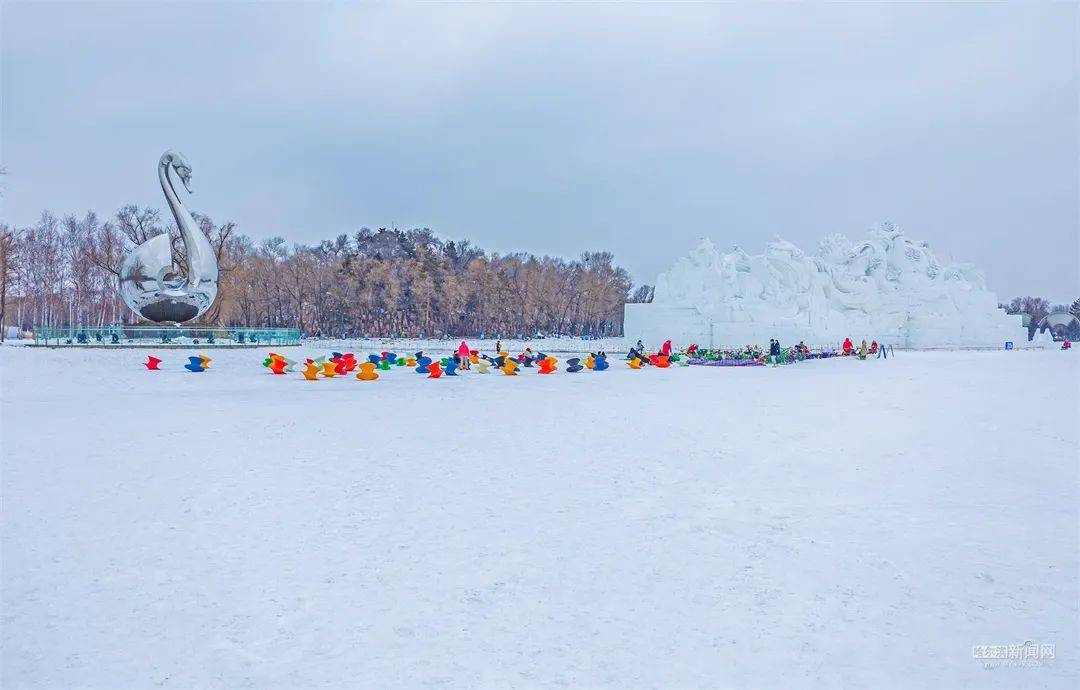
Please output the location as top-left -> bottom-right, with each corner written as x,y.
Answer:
495,339 -> 502,355
769,339 -> 780,366
858,339 -> 868,359
842,337 -> 853,356
457,341 -> 471,370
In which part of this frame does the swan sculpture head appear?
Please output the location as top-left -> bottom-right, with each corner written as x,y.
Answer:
166,151 -> 194,193
119,150 -> 219,323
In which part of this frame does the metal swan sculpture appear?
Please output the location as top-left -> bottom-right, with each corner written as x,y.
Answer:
120,151 -> 219,323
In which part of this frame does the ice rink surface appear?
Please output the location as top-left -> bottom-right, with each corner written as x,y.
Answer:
2,345 -> 1076,688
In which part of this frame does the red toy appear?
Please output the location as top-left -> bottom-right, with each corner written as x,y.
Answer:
427,361 -> 443,378
269,358 -> 288,375
145,356 -> 162,370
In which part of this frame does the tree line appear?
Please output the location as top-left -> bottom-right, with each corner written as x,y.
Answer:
0,205 -> 654,340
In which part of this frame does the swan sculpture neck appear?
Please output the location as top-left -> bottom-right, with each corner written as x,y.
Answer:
158,151 -> 217,291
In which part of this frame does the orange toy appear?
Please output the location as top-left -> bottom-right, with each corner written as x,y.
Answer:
406,357 -> 417,367
469,351 -> 480,364
356,362 -> 379,381
302,362 -> 321,380
628,358 -> 642,369
198,354 -> 212,369
584,354 -> 595,370
321,362 -> 338,378
654,354 -> 671,368
537,356 -> 557,374
501,359 -> 519,376
427,361 -> 443,379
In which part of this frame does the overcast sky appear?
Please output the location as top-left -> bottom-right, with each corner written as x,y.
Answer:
2,1 -> 1077,301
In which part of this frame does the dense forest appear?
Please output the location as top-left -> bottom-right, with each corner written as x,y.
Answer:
0,205 -> 654,339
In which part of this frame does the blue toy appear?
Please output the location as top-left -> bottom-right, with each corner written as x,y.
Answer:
368,354 -> 382,364
184,356 -> 206,372
593,354 -> 609,371
384,352 -> 398,364
415,356 -> 433,374
566,357 -> 583,373
444,359 -> 459,376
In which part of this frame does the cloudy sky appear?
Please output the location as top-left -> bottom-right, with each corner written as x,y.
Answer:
2,1 -> 1077,301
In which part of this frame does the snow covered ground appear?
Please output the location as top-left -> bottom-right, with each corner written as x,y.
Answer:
1,345 -> 1076,689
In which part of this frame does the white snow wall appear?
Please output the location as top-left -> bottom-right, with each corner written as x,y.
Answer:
624,227 -> 1045,349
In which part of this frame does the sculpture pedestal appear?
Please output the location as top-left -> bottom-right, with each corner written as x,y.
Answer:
31,326 -> 302,348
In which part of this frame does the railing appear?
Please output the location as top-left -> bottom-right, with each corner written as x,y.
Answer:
32,326 -> 302,347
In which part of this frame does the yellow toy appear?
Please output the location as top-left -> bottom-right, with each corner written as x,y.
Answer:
406,357 -> 417,367
302,362 -> 321,381
628,358 -> 642,369
584,354 -> 595,370
501,359 -> 519,376
469,353 -> 479,364
476,359 -> 490,373
321,362 -> 338,378
198,354 -> 212,369
355,362 -> 379,381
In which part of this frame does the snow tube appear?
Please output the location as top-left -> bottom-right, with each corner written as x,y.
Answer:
356,362 -> 379,381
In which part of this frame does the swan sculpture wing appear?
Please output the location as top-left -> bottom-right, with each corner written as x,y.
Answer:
119,151 -> 219,323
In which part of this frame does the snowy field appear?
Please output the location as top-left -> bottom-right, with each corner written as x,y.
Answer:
1,345 -> 1076,689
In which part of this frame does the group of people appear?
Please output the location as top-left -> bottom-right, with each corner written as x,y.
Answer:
450,336 -> 889,370
626,339 -> 672,365
841,337 -> 888,359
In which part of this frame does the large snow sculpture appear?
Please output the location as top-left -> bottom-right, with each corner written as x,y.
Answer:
624,225 -> 1044,349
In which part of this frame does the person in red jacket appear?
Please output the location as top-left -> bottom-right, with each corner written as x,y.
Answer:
842,337 -> 853,355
